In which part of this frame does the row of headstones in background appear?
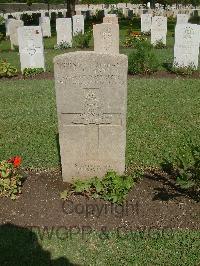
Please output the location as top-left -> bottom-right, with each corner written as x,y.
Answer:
8,13 -> 200,73
141,14 -> 199,68
141,14 -> 168,45
141,14 -> 191,45
2,6 -> 199,21
6,15 -> 85,49
54,13 -> 126,181
141,13 -> 189,35
10,15 -> 84,71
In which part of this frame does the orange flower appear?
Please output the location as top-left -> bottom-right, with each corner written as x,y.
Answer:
8,156 -> 22,168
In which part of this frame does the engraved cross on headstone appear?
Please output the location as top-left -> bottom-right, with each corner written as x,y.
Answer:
61,88 -> 122,158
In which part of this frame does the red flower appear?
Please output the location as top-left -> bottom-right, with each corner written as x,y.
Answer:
8,156 -> 22,168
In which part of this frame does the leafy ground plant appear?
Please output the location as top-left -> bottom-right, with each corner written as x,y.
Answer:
72,30 -> 92,49
170,62 -> 196,76
54,41 -> 71,50
0,156 -> 23,200
161,145 -> 200,200
128,39 -> 159,75
23,67 -> 44,77
154,40 -> 166,49
61,171 -> 134,204
0,60 -> 17,78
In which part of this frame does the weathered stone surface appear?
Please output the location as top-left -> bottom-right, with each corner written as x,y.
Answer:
151,16 -> 167,45
18,26 -> 45,72
141,14 -> 152,33
93,23 -> 119,54
5,18 -> 15,36
72,15 -> 84,35
103,14 -> 118,24
39,16 -> 51,37
176,14 -> 189,24
9,19 -> 24,49
54,51 -> 128,182
56,18 -> 72,46
174,24 -> 200,69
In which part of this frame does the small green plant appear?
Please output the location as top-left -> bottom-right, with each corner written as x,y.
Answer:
0,156 -> 23,200
170,62 -> 196,76
141,31 -> 151,36
0,16 -> 4,26
128,39 -> 159,75
60,189 -> 71,200
175,146 -> 200,192
54,41 -> 71,50
161,145 -> 200,200
108,8 -> 123,18
72,31 -> 92,49
0,32 -> 4,43
61,171 -> 134,204
23,67 -> 44,77
0,60 -> 17,78
154,40 -> 166,49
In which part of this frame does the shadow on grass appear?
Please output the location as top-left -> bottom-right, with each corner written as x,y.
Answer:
144,163 -> 199,203
0,223 -> 80,266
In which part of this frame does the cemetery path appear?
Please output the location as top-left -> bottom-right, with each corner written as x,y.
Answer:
0,170 -> 199,230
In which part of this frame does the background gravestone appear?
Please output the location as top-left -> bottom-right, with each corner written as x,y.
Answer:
54,51 -> 128,182
141,14 -> 152,33
18,26 -> 45,72
72,15 -> 84,35
5,18 -> 15,36
9,19 -> 24,50
56,18 -> 72,46
103,14 -> 118,24
174,24 -> 200,69
176,14 -> 189,24
151,16 -> 167,45
93,23 -> 119,54
39,16 -> 51,37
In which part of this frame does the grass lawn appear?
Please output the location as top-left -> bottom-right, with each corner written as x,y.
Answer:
0,78 -> 200,169
1,225 -> 200,265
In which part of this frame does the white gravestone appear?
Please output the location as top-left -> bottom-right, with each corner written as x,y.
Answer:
56,18 -> 72,46
72,15 -> 84,35
93,23 -> 119,54
54,51 -> 128,182
176,14 -> 189,24
174,24 -> 200,69
141,14 -> 152,33
5,18 -> 15,36
103,14 -> 118,24
151,16 -> 167,45
18,26 -> 45,72
39,16 -> 51,37
9,19 -> 24,50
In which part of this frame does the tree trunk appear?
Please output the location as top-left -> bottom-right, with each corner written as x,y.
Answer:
150,0 -> 155,9
66,0 -> 76,18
